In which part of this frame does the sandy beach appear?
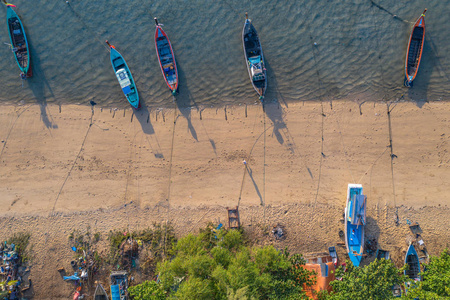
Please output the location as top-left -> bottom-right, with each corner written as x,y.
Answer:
1,100 -> 450,298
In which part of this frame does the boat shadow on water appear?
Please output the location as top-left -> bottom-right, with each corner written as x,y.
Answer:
261,58 -> 297,154
174,64 -> 198,142
407,38 -> 435,107
264,57 -> 288,108
26,37 -> 57,129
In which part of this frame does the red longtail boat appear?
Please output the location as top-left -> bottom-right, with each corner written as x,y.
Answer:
154,18 -> 178,95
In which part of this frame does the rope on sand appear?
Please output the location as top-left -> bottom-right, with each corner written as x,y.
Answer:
387,102 -> 399,225
51,109 -> 94,213
0,105 -> 32,161
163,96 -> 177,256
263,102 -> 267,224
237,113 -> 273,208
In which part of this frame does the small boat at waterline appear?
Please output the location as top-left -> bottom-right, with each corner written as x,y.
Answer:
344,184 -> 366,267
404,9 -> 427,87
6,4 -> 31,78
242,12 -> 266,100
106,41 -> 140,109
154,18 -> 178,95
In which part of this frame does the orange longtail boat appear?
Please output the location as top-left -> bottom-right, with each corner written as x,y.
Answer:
404,9 -> 427,87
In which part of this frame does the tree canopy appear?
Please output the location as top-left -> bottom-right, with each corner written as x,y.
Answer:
405,248 -> 450,299
130,226 -> 315,299
326,258 -> 406,300
127,226 -> 450,300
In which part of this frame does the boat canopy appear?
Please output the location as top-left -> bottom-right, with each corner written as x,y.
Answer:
115,68 -> 132,94
350,194 -> 366,226
249,56 -> 264,81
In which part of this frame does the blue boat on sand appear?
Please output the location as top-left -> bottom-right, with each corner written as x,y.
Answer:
6,5 -> 32,78
106,41 -> 139,109
404,243 -> 420,281
110,271 -> 128,300
344,184 -> 366,267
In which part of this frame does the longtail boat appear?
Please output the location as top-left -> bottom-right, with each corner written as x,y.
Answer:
404,243 -> 420,281
6,5 -> 31,78
94,283 -> 109,300
106,41 -> 140,109
242,12 -> 266,100
344,184 -> 366,267
404,9 -> 427,87
154,18 -> 178,95
110,271 -> 128,300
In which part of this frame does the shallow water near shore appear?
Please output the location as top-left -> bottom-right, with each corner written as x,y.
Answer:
0,0 -> 448,109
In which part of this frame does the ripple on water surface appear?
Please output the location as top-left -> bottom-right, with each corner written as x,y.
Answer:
0,0 -> 448,108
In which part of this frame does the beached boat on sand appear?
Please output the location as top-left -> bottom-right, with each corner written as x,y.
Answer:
106,41 -> 140,109
110,271 -> 128,300
404,243 -> 420,281
404,9 -> 427,87
94,283 -> 109,300
242,12 -> 266,100
154,18 -> 178,95
6,5 -> 31,78
344,184 -> 366,267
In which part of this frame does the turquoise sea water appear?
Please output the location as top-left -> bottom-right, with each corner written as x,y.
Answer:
0,0 -> 448,109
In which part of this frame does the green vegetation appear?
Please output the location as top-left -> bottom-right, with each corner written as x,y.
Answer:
128,280 -> 166,300
129,226 -> 315,299
326,258 -> 406,300
107,223 -> 177,268
118,224 -> 450,300
7,231 -> 32,263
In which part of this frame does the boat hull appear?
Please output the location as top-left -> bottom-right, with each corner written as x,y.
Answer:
109,47 -> 140,109
242,16 -> 266,99
155,24 -> 178,93
6,6 -> 31,76
404,10 -> 426,87
94,283 -> 109,300
404,244 -> 420,281
344,184 -> 364,267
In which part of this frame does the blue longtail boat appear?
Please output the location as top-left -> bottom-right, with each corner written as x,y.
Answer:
344,184 -> 366,267
6,4 -> 31,78
404,243 -> 420,281
106,41 -> 140,109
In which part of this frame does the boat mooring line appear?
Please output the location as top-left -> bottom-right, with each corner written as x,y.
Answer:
64,1 -> 110,51
307,31 -> 328,212
263,103 -> 266,224
386,102 -> 399,225
51,110 -> 94,214
219,0 -> 240,17
0,105 -> 32,161
312,101 -> 325,210
369,0 -> 406,23
237,112 -> 273,208
357,147 -> 389,184
164,96 -> 177,256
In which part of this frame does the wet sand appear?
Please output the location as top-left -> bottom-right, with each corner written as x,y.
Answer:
0,100 -> 449,298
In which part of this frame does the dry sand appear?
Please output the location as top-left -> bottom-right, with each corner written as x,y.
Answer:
0,100 -> 449,299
